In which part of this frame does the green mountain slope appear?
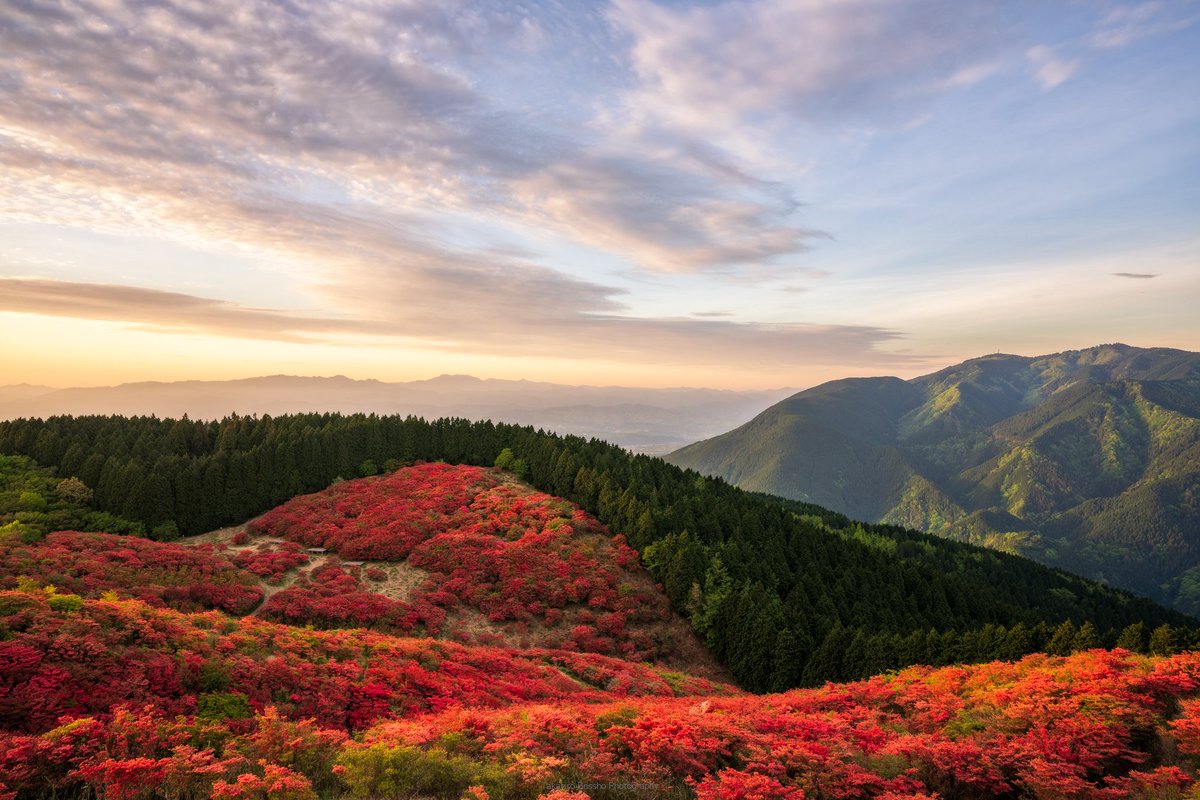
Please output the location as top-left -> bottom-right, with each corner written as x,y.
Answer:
668,344 -> 1200,613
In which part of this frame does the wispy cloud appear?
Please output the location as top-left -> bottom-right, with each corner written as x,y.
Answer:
1112,272 -> 1160,279
609,0 -> 1005,132
2,0 -> 1195,384
1026,45 -> 1080,90
0,277 -> 920,369
0,277 -> 357,343
1090,1 -> 1200,49
0,0 -> 817,274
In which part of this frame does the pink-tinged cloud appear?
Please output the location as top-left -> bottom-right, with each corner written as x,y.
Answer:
0,277 -> 924,369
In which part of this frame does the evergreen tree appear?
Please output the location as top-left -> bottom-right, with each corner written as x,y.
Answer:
768,627 -> 813,692
803,625 -> 851,685
1002,623 -> 1035,661
1073,621 -> 1101,651
1150,624 -> 1177,656
1116,622 -> 1147,653
1046,621 -> 1077,656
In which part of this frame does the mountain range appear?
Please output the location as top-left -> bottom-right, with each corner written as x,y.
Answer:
668,344 -> 1200,613
0,375 -> 793,455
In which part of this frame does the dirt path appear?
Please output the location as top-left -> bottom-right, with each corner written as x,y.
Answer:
186,523 -> 330,617
246,554 -> 328,616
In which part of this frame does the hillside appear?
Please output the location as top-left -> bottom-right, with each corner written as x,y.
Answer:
4,587 -> 1200,799
0,414 -> 1192,695
4,417 -> 1200,797
0,464 -> 724,678
668,344 -> 1200,612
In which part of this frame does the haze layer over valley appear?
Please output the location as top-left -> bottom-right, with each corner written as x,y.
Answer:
0,376 -> 793,455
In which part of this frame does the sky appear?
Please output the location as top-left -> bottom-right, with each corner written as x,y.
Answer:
1,0 -> 1198,390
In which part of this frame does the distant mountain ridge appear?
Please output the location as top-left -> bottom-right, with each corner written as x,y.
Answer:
668,344 -> 1200,613
0,374 -> 795,455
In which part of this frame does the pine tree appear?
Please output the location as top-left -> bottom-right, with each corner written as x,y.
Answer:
1150,624 -> 1176,656
1116,622 -> 1147,653
802,625 -> 850,685
1002,623 -> 1035,661
768,627 -> 813,692
1073,622 -> 1101,651
1045,621 -> 1077,656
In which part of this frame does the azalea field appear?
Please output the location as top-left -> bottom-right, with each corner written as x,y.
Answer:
4,590 -> 1200,800
4,461 -> 1200,798
248,463 -> 681,661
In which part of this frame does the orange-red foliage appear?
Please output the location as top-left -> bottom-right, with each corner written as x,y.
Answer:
249,464 -> 674,659
0,531 -> 262,614
0,590 -> 727,735
4,587 -> 1200,798
359,649 -> 1200,799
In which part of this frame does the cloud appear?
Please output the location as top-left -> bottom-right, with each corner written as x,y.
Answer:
609,0 -> 1005,131
0,277 -> 357,343
1089,2 -> 1200,49
1112,272 -> 1159,279
0,276 -> 920,369
1026,45 -> 1080,90
510,151 -> 815,271
0,0 -> 816,273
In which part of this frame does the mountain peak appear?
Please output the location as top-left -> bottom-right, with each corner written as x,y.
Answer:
668,343 -> 1200,613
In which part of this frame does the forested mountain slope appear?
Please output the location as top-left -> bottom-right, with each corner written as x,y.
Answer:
0,412 -> 1191,694
668,344 -> 1200,612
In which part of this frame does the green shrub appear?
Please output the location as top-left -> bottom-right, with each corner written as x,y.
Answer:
197,691 -> 252,720
336,744 -> 521,799
46,593 -> 84,614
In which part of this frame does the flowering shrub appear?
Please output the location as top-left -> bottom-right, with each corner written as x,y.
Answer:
231,542 -> 308,581
3,591 -> 1200,799
0,531 -> 262,614
211,763 -> 316,800
0,590 -> 718,736
358,649 -> 1200,800
249,464 -> 674,659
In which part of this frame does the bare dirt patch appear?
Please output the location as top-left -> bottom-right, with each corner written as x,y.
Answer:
360,561 -> 428,603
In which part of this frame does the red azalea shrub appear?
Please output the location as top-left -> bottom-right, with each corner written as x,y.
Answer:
0,590 -> 723,736
248,464 -> 674,659
0,705 -> 336,800
357,649 -> 1200,800
211,763 -> 316,800
260,565 -> 445,635
231,542 -> 308,581
5,619 -> 1200,800
0,531 -> 262,615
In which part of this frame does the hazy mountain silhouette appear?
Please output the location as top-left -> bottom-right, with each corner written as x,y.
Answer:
0,375 -> 793,455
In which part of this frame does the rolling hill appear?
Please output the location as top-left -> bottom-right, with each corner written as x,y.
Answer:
668,344 -> 1200,613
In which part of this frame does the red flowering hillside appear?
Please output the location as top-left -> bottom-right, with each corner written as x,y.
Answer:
0,531 -> 263,615
247,464 -> 708,667
351,648 -> 1200,799
0,589 -> 730,736
7,630 -> 1200,799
